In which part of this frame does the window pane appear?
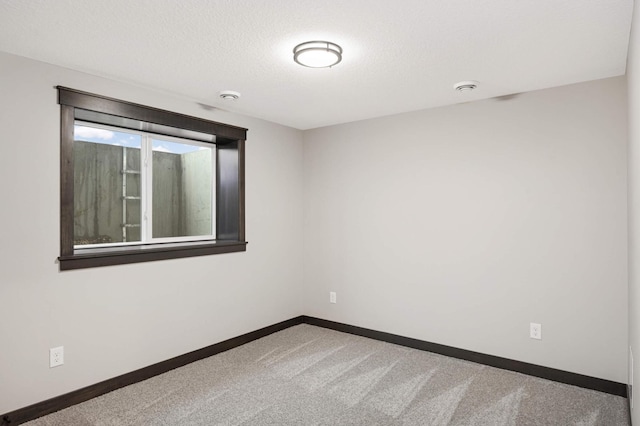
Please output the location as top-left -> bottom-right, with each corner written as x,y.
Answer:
152,139 -> 213,239
75,109 -> 216,144
73,125 -> 142,245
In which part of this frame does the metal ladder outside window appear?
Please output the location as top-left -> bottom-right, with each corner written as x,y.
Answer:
121,147 -> 140,242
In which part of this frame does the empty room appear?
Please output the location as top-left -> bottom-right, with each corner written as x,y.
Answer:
1,0 -> 639,425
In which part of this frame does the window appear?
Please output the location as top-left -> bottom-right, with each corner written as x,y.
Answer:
73,122 -> 216,246
58,87 -> 247,270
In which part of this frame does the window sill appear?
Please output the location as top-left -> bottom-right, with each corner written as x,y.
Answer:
58,240 -> 247,270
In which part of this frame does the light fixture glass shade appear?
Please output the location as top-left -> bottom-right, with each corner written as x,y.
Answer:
293,41 -> 342,68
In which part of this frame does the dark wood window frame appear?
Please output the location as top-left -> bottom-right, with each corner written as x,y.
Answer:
58,87 -> 247,270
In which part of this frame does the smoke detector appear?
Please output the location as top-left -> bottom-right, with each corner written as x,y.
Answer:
219,90 -> 241,100
453,81 -> 479,92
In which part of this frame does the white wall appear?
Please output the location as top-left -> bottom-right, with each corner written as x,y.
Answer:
303,77 -> 628,383
0,51 -> 304,414
628,0 -> 640,421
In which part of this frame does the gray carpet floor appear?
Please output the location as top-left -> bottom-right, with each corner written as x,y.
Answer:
25,324 -> 629,425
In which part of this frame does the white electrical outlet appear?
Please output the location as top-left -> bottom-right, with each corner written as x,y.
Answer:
530,323 -> 542,340
50,346 -> 64,368
329,292 -> 337,304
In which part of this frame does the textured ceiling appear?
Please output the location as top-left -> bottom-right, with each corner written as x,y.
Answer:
0,0 -> 633,129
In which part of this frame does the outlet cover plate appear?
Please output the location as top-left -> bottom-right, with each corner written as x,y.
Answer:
530,323 -> 542,340
50,346 -> 64,368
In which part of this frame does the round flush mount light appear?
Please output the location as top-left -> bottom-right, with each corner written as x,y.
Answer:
219,90 -> 241,100
453,81 -> 479,92
293,41 -> 343,68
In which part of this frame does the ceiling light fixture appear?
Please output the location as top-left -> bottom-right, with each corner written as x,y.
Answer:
453,81 -> 479,92
219,90 -> 241,100
293,41 -> 342,68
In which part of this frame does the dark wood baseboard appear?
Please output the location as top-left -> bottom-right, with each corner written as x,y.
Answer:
628,383 -> 633,425
302,316 -> 628,398
2,314 -> 628,425
0,316 -> 304,426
